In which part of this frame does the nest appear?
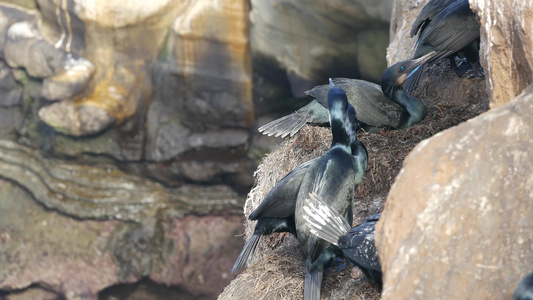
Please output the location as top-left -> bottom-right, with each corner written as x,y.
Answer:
220,61 -> 489,300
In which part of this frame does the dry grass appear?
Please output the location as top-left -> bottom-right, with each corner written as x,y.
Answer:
220,60 -> 489,300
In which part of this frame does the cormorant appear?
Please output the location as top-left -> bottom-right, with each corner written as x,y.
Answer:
231,101 -> 367,274
230,159 -> 312,273
302,192 -> 382,287
514,271 -> 533,300
405,0 -> 481,93
294,79 -> 367,300
258,52 -> 437,137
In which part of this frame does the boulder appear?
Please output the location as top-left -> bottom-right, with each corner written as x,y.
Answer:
469,0 -> 533,107
376,85 -> 533,299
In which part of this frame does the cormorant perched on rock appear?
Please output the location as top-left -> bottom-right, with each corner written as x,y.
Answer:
302,193 -> 382,287
294,79 -> 367,300
405,0 -> 481,93
514,271 -> 533,300
258,52 -> 437,137
231,100 -> 367,274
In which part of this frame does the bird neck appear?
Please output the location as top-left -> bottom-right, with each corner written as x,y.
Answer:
391,87 -> 427,128
330,116 -> 350,150
351,142 -> 367,179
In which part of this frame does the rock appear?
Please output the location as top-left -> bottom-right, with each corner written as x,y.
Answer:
0,5 -> 35,59
387,0 -> 424,64
0,178 -> 244,299
0,139 -> 243,221
35,0 -> 86,53
38,99 -> 114,136
4,21 -> 65,78
41,54 -> 95,101
469,0 -> 533,107
153,0 -> 253,131
250,0 -> 391,97
376,86 -> 533,299
0,60 -> 22,107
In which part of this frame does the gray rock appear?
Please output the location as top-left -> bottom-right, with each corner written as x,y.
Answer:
376,86 -> 533,300
249,0 -> 392,96
0,60 -> 22,107
0,178 -> 244,299
0,5 -> 35,59
41,54 -> 95,101
4,21 -> 65,78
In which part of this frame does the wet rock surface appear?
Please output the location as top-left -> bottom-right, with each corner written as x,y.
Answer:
376,86 -> 533,300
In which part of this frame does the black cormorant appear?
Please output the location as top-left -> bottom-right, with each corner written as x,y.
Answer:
302,192 -> 382,287
514,270 -> 533,300
231,100 -> 367,274
230,158 -> 312,273
258,52 -> 437,137
405,0 -> 481,93
294,79 -> 367,300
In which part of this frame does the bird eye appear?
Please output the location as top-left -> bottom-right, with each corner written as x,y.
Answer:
400,66 -> 405,71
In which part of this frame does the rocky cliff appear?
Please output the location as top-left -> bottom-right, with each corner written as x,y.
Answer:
0,0 -> 395,299
222,0 -> 532,299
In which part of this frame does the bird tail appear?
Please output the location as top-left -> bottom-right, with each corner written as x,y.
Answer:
231,233 -> 261,273
304,269 -> 323,300
258,112 -> 310,138
302,192 -> 351,246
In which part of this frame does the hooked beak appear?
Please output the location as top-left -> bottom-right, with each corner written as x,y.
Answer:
399,51 -> 438,84
408,51 -> 438,73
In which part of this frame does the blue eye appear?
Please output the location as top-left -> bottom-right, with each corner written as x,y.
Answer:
400,66 -> 405,71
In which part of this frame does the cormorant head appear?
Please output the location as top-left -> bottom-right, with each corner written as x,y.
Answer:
381,51 -> 438,97
327,78 -> 349,116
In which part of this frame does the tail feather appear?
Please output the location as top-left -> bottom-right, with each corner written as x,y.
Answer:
302,192 -> 351,246
231,234 -> 261,273
304,269 -> 323,300
258,112 -> 310,138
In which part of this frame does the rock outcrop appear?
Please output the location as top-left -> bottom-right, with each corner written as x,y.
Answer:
469,0 -> 533,107
250,0 -> 392,97
0,178 -> 244,299
376,86 -> 533,300
375,0 -> 533,298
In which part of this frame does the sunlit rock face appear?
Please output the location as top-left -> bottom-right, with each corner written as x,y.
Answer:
250,0 -> 392,97
146,0 -> 254,182
376,87 -> 533,300
469,0 -> 533,107
377,0 -> 533,297
33,0 -> 183,136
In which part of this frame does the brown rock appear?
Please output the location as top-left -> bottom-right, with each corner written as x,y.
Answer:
0,178 -> 244,299
153,0 -> 253,131
469,0 -> 533,107
41,54 -> 95,101
376,86 -> 533,300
